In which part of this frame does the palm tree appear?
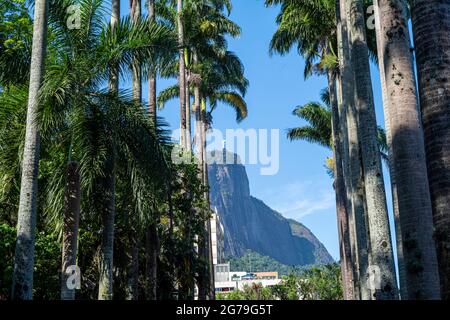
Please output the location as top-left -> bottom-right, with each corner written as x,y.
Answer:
410,0 -> 450,300
373,0 -> 440,300
267,0 -> 366,299
346,0 -> 398,300
12,0 -> 48,300
177,0 -> 187,148
336,0 -> 369,299
148,0 -> 157,124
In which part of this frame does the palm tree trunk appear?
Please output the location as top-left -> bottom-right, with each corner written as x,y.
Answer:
145,223 -> 158,300
338,0 -> 370,300
109,0 -> 120,93
131,0 -> 142,103
347,0 -> 398,300
12,0 -> 48,300
61,161 -> 81,300
178,0 -> 187,148
98,1 -> 120,300
147,0 -> 157,125
97,154 -> 116,300
185,63 -> 192,151
200,100 -> 215,300
126,233 -> 139,300
329,71 -> 355,300
411,0 -> 450,300
373,2 -> 406,299
374,0 -> 440,300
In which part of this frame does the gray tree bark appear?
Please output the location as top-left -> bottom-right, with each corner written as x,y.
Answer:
178,0 -> 187,148
61,161 -> 81,300
374,0 -> 440,300
12,0 -> 48,300
347,0 -> 398,300
338,0 -> 371,300
410,0 -> 450,300
329,71 -> 355,300
131,0 -> 142,103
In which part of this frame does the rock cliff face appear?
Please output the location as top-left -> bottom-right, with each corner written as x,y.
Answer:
208,158 -> 334,266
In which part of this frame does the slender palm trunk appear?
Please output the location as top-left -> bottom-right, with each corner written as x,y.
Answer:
329,71 -> 354,300
61,161 -> 81,300
177,0 -> 187,148
97,154 -> 116,300
98,1 -> 120,300
147,0 -> 157,125
131,0 -> 142,103
200,99 -> 215,300
185,62 -> 192,151
374,0 -> 440,300
347,0 -> 398,300
338,0 -> 370,300
411,0 -> 450,300
12,0 -> 48,300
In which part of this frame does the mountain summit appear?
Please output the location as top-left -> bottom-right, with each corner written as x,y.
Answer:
208,153 -> 334,266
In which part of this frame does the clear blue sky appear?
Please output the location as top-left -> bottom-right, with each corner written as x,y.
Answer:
121,0 -> 396,262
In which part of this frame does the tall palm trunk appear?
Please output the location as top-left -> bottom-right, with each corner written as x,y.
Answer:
338,0 -> 370,300
177,0 -> 187,148
374,0 -> 440,300
193,55 -> 208,300
185,57 -> 192,151
329,71 -> 355,300
410,0 -> 450,300
200,99 -> 215,300
125,0 -> 142,302
347,0 -> 398,300
97,153 -> 116,300
131,0 -> 142,102
12,0 -> 48,300
61,161 -> 81,300
373,3 -> 405,299
98,1 -> 120,300
148,0 -> 157,125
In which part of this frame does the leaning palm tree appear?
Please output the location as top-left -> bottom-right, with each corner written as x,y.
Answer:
12,0 -> 48,300
410,0 -> 450,300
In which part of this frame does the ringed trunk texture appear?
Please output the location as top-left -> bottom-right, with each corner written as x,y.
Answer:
339,0 -> 371,300
329,72 -> 355,300
411,0 -> 450,300
375,0 -> 441,300
61,161 -> 81,300
12,0 -> 48,300
348,0 -> 398,300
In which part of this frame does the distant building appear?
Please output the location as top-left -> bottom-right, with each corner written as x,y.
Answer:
255,272 -> 279,280
211,209 -> 225,265
215,269 -> 281,295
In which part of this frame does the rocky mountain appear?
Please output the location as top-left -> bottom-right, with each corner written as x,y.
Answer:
208,152 -> 334,266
